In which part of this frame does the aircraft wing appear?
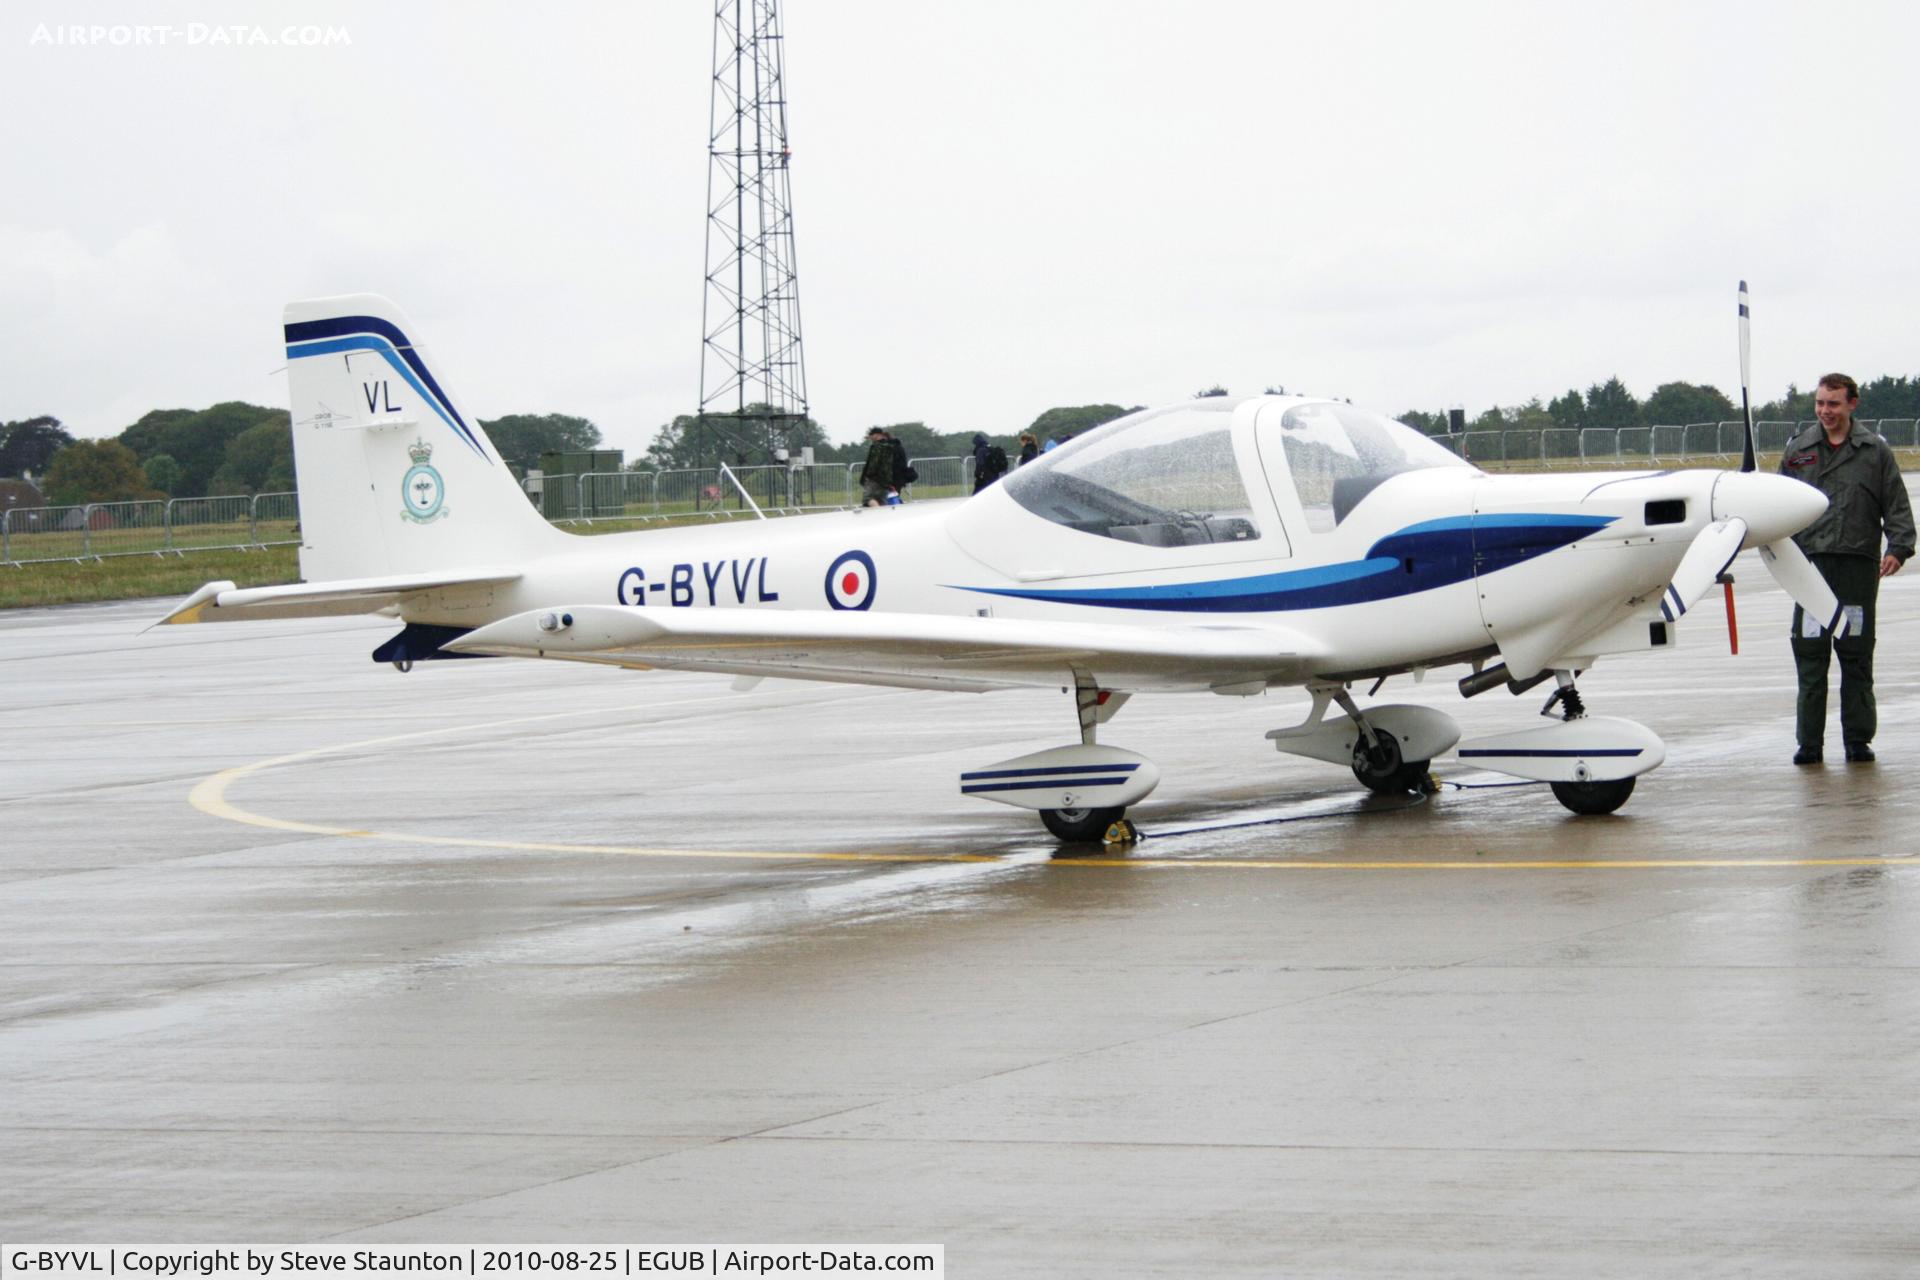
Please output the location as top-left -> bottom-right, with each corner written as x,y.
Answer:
442,604 -> 1327,693
159,568 -> 523,625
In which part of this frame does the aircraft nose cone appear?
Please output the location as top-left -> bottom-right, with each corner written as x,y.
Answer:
1713,471 -> 1827,544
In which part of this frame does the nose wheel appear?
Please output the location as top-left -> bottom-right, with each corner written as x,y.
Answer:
1550,777 -> 1636,815
1350,729 -> 1431,795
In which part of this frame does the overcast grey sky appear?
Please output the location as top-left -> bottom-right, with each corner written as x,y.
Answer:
5,1 -> 1916,456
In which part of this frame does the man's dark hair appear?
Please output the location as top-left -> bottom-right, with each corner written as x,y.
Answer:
1817,372 -> 1860,400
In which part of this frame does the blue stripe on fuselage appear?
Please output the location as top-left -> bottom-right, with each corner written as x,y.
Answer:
952,514 -> 1613,613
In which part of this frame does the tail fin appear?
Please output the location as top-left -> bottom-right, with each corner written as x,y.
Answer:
283,294 -> 561,582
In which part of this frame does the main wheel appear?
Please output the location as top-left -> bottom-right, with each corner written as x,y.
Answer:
1350,729 -> 1430,794
1550,776 -> 1636,815
1040,805 -> 1125,842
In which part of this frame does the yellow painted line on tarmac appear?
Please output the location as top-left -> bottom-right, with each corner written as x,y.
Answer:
190,699 -> 1011,865
191,708 -> 1919,871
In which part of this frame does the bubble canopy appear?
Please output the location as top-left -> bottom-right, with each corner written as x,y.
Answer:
1000,400 -> 1257,548
1001,398 -> 1466,545
1271,401 -> 1470,532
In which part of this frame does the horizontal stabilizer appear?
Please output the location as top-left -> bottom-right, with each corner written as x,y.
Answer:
160,567 -> 522,625
443,604 -> 1325,693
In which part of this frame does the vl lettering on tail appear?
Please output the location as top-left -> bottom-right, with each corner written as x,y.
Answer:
363,379 -> 403,415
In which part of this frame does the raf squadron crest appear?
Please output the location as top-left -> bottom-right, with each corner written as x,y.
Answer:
400,438 -> 448,523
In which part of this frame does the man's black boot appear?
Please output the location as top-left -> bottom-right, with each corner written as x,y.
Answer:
1793,746 -> 1824,765
1845,742 -> 1875,763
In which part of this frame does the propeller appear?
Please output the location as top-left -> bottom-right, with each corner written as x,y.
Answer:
1731,283 -> 1850,637
1738,280 -> 1756,473
1758,538 -> 1851,638
1660,517 -> 1747,622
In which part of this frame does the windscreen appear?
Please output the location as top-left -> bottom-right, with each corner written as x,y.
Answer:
1274,402 -> 1469,532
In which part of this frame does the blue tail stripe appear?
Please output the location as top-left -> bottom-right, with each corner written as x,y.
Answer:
285,315 -> 485,460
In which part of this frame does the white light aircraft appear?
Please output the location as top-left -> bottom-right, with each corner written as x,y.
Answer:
166,290 -> 1843,840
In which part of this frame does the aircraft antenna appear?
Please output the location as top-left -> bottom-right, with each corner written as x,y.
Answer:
696,0 -> 810,466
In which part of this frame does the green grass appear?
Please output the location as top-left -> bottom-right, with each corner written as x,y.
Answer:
0,544 -> 303,610
0,504 -> 872,609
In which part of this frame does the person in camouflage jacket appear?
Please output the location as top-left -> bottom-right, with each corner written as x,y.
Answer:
859,426 -> 897,507
1778,372 -> 1915,764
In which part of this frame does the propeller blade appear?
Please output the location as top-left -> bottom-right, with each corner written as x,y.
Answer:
1721,573 -> 1739,654
1758,538 -> 1851,638
1660,518 -> 1748,622
1738,280 -> 1756,473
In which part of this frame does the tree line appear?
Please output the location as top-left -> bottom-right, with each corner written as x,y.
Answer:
1394,374 -> 1920,438
7,371 -> 1917,506
0,408 -> 607,506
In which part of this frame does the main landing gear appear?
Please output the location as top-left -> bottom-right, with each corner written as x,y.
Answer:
1349,727 -> 1432,796
1267,686 -> 1453,798
1267,672 -> 1664,816
1034,673 -> 1142,843
955,671 -> 1159,844
1039,806 -> 1128,842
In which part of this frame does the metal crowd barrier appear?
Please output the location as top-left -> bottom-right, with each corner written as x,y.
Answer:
841,454 -> 972,500
527,463 -> 863,526
1438,420 -> 1914,469
2,491 -> 301,566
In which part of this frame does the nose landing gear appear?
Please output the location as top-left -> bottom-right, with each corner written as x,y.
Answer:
1537,672 -> 1643,816
1549,775 -> 1637,815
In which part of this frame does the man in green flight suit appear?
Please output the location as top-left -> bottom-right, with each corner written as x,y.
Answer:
1779,372 -> 1915,764
858,425 -> 897,507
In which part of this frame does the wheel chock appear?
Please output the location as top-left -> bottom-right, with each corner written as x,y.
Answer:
1102,818 -> 1140,846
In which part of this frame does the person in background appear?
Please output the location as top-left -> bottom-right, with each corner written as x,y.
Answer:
1778,372 -> 1914,764
887,430 -> 915,501
971,432 -> 993,491
971,433 -> 1009,493
859,425 -> 895,507
1018,432 -> 1039,466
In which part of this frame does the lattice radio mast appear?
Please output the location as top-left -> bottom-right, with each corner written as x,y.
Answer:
696,0 -> 809,464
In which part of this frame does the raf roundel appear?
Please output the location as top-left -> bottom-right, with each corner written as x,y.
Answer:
825,550 -> 877,610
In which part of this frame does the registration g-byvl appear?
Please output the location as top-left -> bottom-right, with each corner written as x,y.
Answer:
617,557 -> 779,608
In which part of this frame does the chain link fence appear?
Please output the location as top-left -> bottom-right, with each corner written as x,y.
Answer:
527,455 -> 976,526
1436,419 -> 1912,469
2,492 -> 301,566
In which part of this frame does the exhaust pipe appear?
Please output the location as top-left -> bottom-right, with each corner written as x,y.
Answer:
1458,664 -> 1508,699
1458,662 -> 1554,699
